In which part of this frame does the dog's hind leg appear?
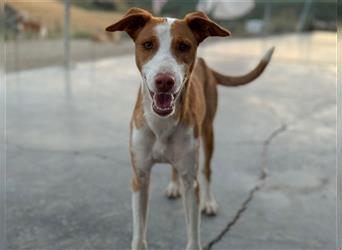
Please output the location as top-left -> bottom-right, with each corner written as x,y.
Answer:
201,123 -> 218,216
165,167 -> 181,199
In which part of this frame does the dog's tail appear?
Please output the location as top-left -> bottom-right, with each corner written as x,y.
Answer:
211,47 -> 275,87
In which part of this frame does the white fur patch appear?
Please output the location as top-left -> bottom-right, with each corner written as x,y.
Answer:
262,46 -> 275,62
166,17 -> 176,24
201,178 -> 218,215
166,179 -> 181,198
141,19 -> 185,94
131,112 -> 201,248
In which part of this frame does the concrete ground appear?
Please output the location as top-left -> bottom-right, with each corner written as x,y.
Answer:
5,38 -> 134,73
6,32 -> 337,249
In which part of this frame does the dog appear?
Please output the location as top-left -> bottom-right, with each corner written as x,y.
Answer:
106,8 -> 274,250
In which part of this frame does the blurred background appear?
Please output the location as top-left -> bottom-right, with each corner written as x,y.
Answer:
3,1 -> 338,249
3,0 -> 337,71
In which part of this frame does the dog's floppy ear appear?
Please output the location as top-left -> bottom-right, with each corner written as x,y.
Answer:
184,11 -> 231,44
105,8 -> 152,40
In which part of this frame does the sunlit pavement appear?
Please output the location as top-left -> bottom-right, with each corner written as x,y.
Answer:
6,32 -> 336,249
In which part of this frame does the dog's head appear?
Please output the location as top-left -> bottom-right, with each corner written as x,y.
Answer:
106,8 -> 230,117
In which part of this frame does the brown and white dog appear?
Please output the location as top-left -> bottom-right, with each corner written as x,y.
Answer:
106,8 -> 274,250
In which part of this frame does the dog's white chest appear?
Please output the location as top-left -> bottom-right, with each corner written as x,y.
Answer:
151,139 -> 169,162
131,117 -> 197,166
144,113 -> 178,162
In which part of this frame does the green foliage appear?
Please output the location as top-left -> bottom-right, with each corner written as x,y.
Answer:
228,0 -> 336,33
68,0 -> 118,12
60,0 -> 336,35
243,0 -> 336,23
64,0 -> 337,26
71,30 -> 92,39
161,0 -> 198,18
128,0 -> 153,12
312,1 -> 337,20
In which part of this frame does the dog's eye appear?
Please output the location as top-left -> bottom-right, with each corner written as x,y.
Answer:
143,41 -> 153,50
178,42 -> 190,52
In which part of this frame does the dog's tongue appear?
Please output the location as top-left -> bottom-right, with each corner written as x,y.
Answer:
154,93 -> 173,109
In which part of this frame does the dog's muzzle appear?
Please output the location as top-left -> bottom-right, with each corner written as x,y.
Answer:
143,73 -> 188,117
149,90 -> 177,117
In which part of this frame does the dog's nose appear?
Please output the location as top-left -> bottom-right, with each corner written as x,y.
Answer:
155,73 -> 175,92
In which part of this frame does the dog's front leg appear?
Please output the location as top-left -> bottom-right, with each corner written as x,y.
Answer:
131,168 -> 151,250
178,153 -> 202,250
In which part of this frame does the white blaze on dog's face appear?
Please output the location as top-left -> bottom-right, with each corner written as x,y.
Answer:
134,17 -> 199,117
140,18 -> 185,117
106,8 -> 230,117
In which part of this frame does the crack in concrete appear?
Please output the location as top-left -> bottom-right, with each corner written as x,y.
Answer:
203,124 -> 287,250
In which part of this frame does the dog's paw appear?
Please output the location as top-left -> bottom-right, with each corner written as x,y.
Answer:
132,240 -> 148,250
165,181 -> 181,199
201,198 -> 218,216
186,242 -> 202,250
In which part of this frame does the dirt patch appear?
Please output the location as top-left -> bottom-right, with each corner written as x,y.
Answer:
7,0 -> 122,37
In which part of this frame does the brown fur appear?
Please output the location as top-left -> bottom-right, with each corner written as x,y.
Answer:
132,87 -> 145,129
107,8 -> 273,193
131,173 -> 140,192
194,180 -> 200,204
171,168 -> 178,182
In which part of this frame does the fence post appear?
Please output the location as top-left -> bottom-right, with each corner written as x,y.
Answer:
263,1 -> 272,36
64,0 -> 70,69
296,0 -> 313,32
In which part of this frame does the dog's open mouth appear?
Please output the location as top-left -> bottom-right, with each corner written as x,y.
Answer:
149,90 -> 176,117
